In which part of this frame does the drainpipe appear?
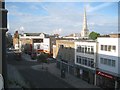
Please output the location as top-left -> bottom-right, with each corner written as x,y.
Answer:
0,0 -> 8,88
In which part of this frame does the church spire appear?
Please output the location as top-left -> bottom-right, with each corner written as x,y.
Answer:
83,7 -> 87,30
81,8 -> 89,38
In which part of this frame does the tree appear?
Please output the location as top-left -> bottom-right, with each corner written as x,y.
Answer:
37,53 -> 48,63
89,31 -> 100,40
37,53 -> 49,69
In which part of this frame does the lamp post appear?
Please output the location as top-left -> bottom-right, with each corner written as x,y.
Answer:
0,0 -> 8,88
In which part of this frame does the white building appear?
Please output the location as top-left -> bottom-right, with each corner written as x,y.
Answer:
96,37 -> 120,88
19,33 -> 52,53
74,40 -> 97,84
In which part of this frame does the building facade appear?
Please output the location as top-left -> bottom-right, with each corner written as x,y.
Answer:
13,33 -> 56,54
96,37 -> 120,89
74,40 -> 97,85
54,39 -> 75,75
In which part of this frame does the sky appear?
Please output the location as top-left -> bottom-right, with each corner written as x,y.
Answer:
6,2 -> 118,36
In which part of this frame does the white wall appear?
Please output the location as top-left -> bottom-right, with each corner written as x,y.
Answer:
97,37 -> 119,74
118,38 -> 120,74
43,38 -> 50,51
15,44 -> 19,50
75,41 -> 97,69
33,38 -> 50,52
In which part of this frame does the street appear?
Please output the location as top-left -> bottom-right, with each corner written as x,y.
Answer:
7,52 -> 75,88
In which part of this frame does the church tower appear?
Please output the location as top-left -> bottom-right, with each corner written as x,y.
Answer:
81,8 -> 89,38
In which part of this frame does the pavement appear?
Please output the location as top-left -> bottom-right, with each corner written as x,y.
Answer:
7,64 -> 30,88
21,53 -> 37,62
22,53 -> 101,89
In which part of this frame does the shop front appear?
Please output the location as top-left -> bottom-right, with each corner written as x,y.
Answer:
96,70 -> 119,89
75,65 -> 95,85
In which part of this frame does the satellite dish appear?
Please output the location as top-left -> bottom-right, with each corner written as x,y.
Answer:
0,74 -> 4,90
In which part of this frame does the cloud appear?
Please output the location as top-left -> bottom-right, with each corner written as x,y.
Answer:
30,5 -> 39,10
85,3 -> 112,12
6,0 -> 119,2
7,2 -> 118,36
52,28 -> 62,35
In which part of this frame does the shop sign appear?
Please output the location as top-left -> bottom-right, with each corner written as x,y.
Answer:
96,71 -> 114,79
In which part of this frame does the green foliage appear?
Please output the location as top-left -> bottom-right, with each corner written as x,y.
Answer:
31,56 -> 37,60
37,53 -> 48,63
89,31 -> 100,40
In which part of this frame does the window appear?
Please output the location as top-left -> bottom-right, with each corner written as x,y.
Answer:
101,45 -> 103,50
100,58 -> 104,64
90,61 -> 94,68
108,45 -> 111,51
85,46 -> 87,53
105,45 -> 107,51
77,46 -> 79,52
76,56 -> 79,63
108,59 -> 111,66
37,44 -> 40,49
79,46 -> 81,52
82,57 -> 85,65
81,47 -> 84,53
101,45 -> 116,52
112,60 -> 115,67
79,56 -> 81,64
100,57 -> 116,67
91,46 -> 94,54
104,58 -> 107,64
88,48 -> 90,54
76,56 -> 95,68
88,60 -> 91,67
112,46 -> 116,51
84,57 -> 87,65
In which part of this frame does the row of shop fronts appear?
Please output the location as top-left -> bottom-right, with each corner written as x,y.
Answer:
56,60 -> 120,89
